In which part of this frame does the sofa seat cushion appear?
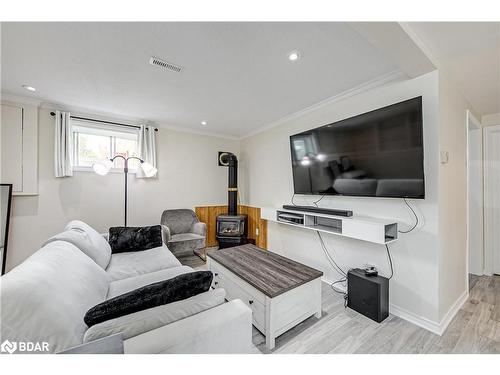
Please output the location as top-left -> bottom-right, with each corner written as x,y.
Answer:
84,271 -> 214,327
106,245 -> 181,281
107,266 -> 193,298
84,288 -> 226,343
0,241 -> 109,353
168,233 -> 205,243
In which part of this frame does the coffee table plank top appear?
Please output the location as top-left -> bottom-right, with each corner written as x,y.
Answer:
207,244 -> 323,298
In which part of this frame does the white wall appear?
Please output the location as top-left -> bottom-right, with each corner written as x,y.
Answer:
240,71 -> 442,326
5,108 -> 240,271
437,74 -> 476,321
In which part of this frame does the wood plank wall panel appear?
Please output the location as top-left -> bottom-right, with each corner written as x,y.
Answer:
195,205 -> 227,247
257,216 -> 267,249
195,205 -> 267,249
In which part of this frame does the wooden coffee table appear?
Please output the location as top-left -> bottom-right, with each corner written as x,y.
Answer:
207,244 -> 323,350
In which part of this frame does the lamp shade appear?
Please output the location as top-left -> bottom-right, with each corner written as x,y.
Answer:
92,159 -> 113,176
140,161 -> 157,177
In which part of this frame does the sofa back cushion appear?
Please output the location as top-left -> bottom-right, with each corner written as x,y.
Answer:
160,209 -> 198,235
44,229 -> 110,269
0,241 -> 110,353
64,220 -> 112,268
105,245 -> 182,281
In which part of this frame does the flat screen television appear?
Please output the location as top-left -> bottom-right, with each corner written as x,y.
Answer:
290,96 -> 424,199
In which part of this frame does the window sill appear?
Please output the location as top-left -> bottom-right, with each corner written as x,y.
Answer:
72,166 -> 137,174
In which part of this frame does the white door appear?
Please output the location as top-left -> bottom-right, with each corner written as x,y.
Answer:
467,112 -> 483,275
0,104 -> 23,192
484,124 -> 500,275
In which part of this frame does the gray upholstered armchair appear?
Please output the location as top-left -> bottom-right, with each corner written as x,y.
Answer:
160,209 -> 206,258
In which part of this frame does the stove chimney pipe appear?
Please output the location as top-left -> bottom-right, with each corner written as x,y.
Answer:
227,153 -> 238,216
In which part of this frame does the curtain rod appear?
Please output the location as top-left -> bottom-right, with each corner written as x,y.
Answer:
49,112 -> 158,132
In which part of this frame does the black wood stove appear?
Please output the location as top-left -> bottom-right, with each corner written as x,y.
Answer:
216,153 -> 248,249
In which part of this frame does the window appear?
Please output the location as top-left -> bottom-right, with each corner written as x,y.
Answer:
72,120 -> 140,171
292,134 -> 318,160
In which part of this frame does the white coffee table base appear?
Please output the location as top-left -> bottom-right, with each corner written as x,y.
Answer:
264,280 -> 322,350
208,258 -> 322,350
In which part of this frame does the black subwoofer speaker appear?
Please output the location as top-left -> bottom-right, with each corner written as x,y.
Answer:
347,268 -> 389,323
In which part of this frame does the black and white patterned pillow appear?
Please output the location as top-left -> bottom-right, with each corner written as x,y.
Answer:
84,271 -> 214,327
108,225 -> 163,253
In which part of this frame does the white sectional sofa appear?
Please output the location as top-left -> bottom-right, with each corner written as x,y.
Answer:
0,221 -> 252,354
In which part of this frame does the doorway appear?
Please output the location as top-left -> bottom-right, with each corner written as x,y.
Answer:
484,124 -> 500,275
467,111 -> 483,277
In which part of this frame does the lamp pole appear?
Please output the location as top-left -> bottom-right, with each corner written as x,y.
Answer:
109,155 -> 144,227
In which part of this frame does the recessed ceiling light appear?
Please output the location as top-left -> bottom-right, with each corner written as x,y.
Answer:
201,121 -> 207,126
288,50 -> 300,62
22,85 -> 36,92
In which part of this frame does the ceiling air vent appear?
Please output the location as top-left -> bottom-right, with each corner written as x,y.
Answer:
149,57 -> 183,73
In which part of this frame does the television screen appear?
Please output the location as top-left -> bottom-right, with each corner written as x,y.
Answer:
290,97 -> 424,199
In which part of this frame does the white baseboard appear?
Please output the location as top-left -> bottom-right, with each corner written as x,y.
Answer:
323,276 -> 442,334
390,290 -> 469,336
389,304 -> 442,335
437,290 -> 469,335
322,276 -> 468,336
322,275 -> 443,334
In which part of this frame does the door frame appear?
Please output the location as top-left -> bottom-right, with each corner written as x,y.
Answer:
484,123 -> 500,275
466,110 -> 483,280
465,110 -> 484,285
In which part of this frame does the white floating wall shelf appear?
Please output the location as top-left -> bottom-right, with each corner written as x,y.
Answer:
261,207 -> 398,245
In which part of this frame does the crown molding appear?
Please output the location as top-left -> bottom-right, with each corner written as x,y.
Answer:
0,91 -> 43,106
398,22 -> 441,70
239,69 -> 406,140
38,101 -> 240,141
399,22 -> 483,117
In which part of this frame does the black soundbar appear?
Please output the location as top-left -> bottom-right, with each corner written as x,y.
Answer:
282,205 -> 353,217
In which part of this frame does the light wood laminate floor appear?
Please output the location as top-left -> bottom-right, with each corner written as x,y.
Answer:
251,275 -> 500,354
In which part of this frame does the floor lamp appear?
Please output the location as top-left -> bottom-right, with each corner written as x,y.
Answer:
93,155 -> 157,227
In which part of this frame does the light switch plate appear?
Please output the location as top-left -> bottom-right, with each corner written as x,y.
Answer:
440,151 -> 449,164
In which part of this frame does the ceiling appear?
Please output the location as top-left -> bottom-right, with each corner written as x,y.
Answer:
407,22 -> 500,116
3,22 -> 498,137
0,22 -> 399,138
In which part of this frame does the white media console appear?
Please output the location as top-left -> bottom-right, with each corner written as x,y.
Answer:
261,207 -> 398,245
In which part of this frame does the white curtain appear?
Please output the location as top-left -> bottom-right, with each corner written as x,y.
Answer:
54,111 -> 73,178
136,125 -> 157,178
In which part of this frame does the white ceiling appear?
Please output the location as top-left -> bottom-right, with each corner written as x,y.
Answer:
407,22 -> 500,116
1,22 -> 399,137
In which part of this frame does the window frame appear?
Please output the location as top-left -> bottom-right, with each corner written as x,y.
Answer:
71,119 -> 140,174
